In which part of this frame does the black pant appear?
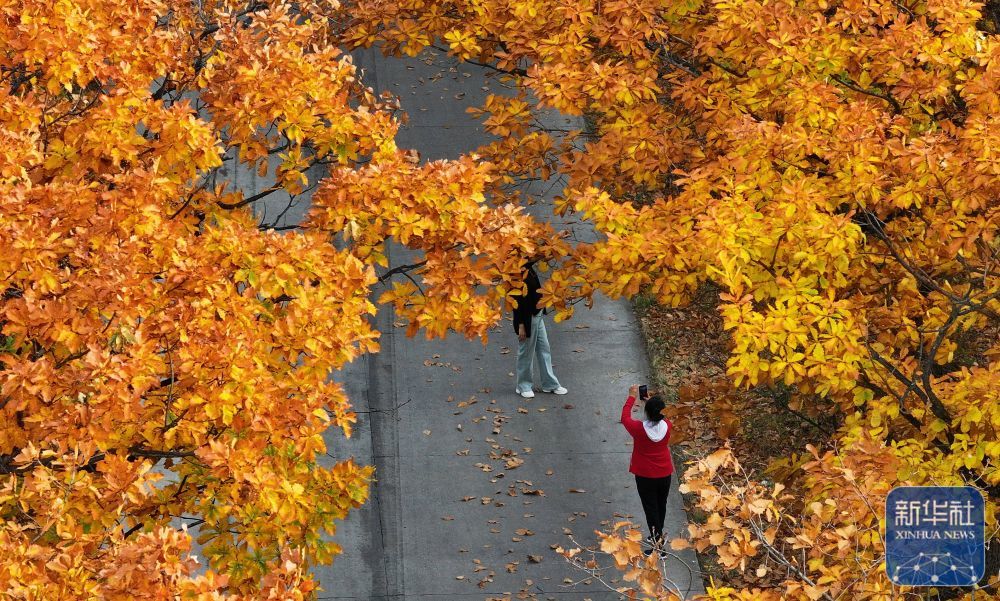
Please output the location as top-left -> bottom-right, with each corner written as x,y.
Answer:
635,474 -> 672,543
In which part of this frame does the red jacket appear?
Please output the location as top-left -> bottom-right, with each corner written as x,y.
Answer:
620,396 -> 674,478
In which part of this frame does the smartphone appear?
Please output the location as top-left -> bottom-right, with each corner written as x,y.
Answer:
638,385 -> 648,400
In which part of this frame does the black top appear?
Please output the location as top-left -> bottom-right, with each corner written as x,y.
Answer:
512,263 -> 544,338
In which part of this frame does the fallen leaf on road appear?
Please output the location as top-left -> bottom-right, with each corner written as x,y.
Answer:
515,528 -> 534,536
505,562 -> 519,573
423,430 -> 431,436
528,555 -> 542,563
563,404 -> 574,410
442,516 -> 455,521
569,488 -> 586,493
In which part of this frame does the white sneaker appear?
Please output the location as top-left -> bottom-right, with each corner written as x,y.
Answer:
543,386 -> 568,395
517,389 -> 535,398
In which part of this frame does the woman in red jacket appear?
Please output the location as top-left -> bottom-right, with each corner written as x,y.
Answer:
621,384 -> 674,553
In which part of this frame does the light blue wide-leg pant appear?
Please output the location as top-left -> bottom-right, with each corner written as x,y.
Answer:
516,313 -> 561,393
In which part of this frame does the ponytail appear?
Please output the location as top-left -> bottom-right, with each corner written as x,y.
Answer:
643,395 -> 666,422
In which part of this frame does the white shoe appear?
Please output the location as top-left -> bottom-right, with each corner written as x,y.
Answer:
543,386 -> 568,395
517,389 -> 535,398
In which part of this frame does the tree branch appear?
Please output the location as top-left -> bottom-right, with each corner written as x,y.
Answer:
832,74 -> 902,114
217,185 -> 283,210
859,207 -> 957,302
430,44 -> 528,77
0,446 -> 198,476
377,260 -> 427,283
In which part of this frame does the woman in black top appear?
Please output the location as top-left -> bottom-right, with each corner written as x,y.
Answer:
511,261 -> 566,398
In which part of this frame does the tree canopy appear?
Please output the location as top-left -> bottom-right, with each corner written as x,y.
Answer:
2,0 -> 999,598
0,1 -> 561,597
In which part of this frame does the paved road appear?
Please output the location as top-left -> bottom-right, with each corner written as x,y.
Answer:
310,48 -> 705,600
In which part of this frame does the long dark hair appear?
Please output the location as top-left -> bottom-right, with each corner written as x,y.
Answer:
643,395 -> 666,422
